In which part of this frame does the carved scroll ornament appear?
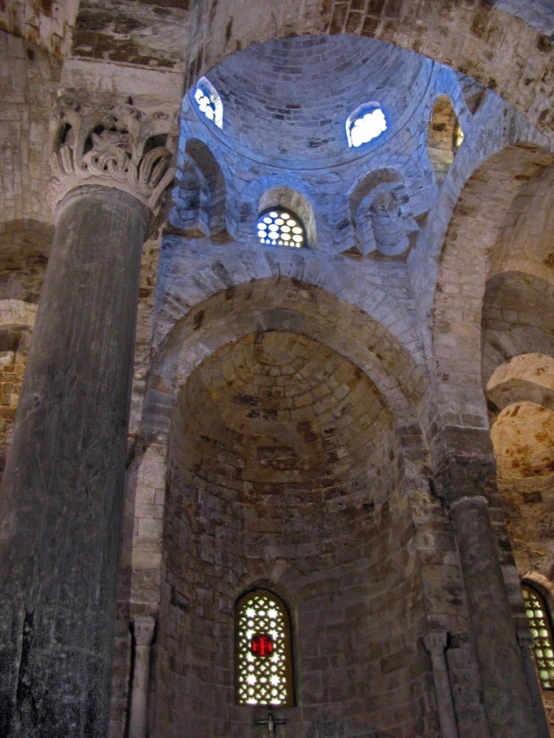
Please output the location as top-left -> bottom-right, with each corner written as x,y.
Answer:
49,93 -> 179,231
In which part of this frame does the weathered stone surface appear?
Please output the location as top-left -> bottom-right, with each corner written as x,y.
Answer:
3,4 -> 554,738
451,496 -> 537,737
0,185 -> 148,737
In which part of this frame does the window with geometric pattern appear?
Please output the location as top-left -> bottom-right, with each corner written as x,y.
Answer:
256,208 -> 305,249
235,589 -> 294,705
523,583 -> 554,690
193,76 -> 223,129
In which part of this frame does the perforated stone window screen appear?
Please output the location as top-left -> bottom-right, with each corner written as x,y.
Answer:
193,76 -> 223,129
236,589 -> 294,705
523,584 -> 554,689
257,208 -> 305,248
346,103 -> 387,148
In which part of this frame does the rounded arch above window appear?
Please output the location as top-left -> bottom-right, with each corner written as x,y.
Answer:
346,102 -> 387,148
235,588 -> 294,706
193,76 -> 223,129
258,187 -> 316,249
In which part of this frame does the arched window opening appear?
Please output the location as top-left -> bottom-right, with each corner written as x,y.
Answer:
523,583 -> 554,689
346,102 -> 387,148
235,589 -> 294,706
257,208 -> 305,248
428,95 -> 463,186
193,76 -> 223,129
257,187 -> 315,248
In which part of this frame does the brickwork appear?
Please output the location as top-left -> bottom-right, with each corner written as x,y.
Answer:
154,330 -> 433,737
0,299 -> 36,477
175,36 -> 470,257
0,0 -> 77,59
3,3 -> 554,736
185,0 -> 554,142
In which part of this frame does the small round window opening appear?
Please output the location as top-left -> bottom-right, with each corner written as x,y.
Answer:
257,208 -> 305,248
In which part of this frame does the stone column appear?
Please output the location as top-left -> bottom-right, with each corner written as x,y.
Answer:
451,495 -> 537,738
129,616 -> 156,738
0,95 -> 176,738
517,629 -> 551,738
423,631 -> 458,738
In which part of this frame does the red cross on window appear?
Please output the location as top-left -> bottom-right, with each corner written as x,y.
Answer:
251,633 -> 273,657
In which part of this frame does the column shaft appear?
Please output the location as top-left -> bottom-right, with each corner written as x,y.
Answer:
451,495 -> 537,738
129,616 -> 156,738
0,186 -> 148,738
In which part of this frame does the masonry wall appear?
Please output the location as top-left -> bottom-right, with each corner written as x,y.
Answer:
153,331 -> 436,738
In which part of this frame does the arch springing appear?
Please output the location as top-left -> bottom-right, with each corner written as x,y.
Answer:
523,583 -> 554,689
236,589 -> 294,706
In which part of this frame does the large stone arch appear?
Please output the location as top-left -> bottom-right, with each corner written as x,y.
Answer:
432,143 -> 554,427
146,276 -> 431,459
185,0 -> 554,140
147,278 -> 458,738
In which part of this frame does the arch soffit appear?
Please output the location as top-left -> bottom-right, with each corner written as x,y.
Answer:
152,277 -> 430,448
186,2 -> 554,140
487,353 -> 554,412
431,143 -> 554,420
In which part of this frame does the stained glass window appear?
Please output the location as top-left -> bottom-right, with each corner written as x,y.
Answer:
257,208 -> 305,248
193,77 -> 223,129
236,589 -> 294,706
523,584 -> 554,689
346,103 -> 387,148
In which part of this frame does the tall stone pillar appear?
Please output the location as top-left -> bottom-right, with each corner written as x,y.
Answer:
129,616 -> 156,738
451,495 -> 537,738
0,95 -> 176,738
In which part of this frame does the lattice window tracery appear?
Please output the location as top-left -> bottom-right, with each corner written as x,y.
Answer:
523,584 -> 554,690
193,76 -> 223,129
236,589 -> 294,705
346,102 -> 387,148
257,208 -> 305,248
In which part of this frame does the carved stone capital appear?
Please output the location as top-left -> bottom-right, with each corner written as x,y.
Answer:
423,631 -> 448,656
49,92 -> 178,235
133,615 -> 156,647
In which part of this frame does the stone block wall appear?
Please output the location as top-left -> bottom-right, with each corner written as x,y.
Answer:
0,30 -> 60,230
151,329 -> 436,738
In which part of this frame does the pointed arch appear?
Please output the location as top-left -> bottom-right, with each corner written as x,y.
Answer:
432,144 -> 554,425
428,95 -> 463,186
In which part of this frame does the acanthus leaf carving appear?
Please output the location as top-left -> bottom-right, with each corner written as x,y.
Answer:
48,93 -> 179,234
